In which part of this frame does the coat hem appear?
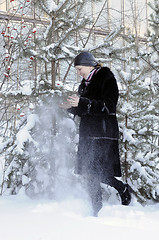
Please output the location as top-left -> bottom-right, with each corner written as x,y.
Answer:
87,136 -> 118,141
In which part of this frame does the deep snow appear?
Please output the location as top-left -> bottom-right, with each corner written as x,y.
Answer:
1,190 -> 159,240
1,112 -> 159,240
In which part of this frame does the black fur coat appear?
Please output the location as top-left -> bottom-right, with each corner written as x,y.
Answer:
69,67 -> 121,179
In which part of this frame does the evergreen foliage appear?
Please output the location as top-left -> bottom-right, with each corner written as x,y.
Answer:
115,0 -> 159,203
0,0 -> 158,204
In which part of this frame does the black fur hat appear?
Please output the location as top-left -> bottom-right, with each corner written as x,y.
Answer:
74,52 -> 97,67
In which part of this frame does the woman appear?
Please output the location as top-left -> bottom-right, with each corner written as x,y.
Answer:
62,52 -> 131,216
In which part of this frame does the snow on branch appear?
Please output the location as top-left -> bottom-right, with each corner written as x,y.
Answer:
110,43 -> 136,55
103,26 -> 124,43
46,0 -> 58,12
43,17 -> 53,40
48,0 -> 70,14
40,0 -> 82,15
122,128 -> 137,145
15,114 -> 39,154
38,0 -> 51,15
88,27 -> 124,52
56,19 -> 88,48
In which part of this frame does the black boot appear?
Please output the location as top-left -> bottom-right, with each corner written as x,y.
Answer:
120,184 -> 131,206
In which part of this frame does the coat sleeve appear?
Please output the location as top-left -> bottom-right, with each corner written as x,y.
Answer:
77,70 -> 118,116
67,99 -> 91,116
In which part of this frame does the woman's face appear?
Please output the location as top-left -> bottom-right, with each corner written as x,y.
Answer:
75,65 -> 94,80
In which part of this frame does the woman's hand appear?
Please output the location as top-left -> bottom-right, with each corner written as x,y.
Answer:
59,102 -> 72,109
59,95 -> 79,109
67,96 -> 79,107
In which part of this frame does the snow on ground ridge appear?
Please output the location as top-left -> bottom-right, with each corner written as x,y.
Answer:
0,191 -> 159,240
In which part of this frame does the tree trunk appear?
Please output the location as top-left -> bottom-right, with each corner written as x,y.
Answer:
51,60 -> 56,89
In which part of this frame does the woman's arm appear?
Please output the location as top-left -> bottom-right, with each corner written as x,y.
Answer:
77,74 -> 118,116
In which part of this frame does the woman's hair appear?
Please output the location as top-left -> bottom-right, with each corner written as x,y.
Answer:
95,63 -> 103,68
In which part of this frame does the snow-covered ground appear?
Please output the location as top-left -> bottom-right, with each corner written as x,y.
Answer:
1,190 -> 159,240
1,107 -> 159,240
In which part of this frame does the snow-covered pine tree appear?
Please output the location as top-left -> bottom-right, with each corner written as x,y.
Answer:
117,64 -> 159,203
0,0 -> 39,194
0,0 -> 37,94
26,0 -> 126,92
23,93 -> 79,198
115,0 -> 159,203
147,0 -> 159,75
0,0 -> 123,197
2,0 -> 157,202
25,0 -> 94,90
